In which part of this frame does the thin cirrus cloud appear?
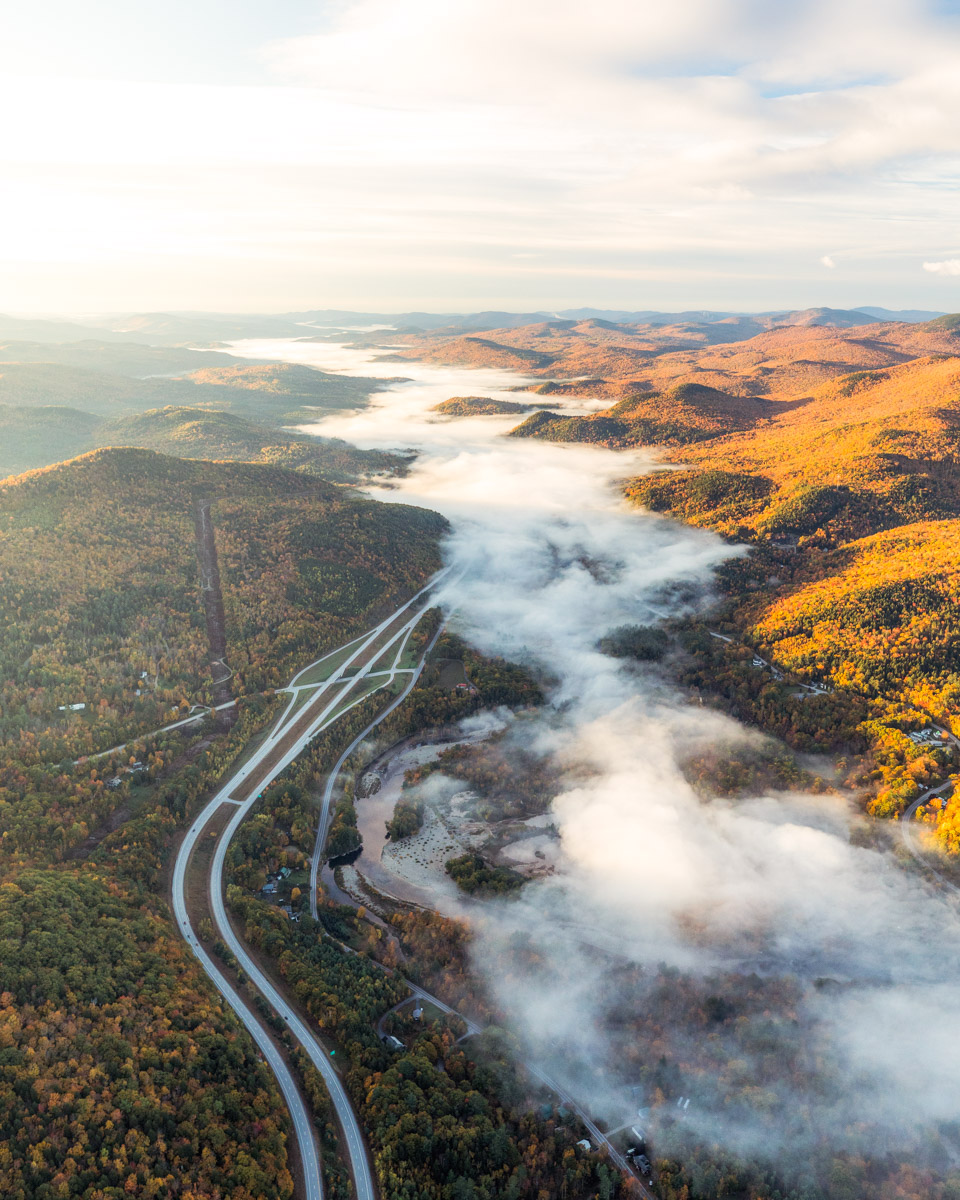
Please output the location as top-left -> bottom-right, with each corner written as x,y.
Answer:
2,0 -> 960,309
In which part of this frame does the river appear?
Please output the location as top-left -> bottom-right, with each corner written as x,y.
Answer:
223,331 -> 960,1146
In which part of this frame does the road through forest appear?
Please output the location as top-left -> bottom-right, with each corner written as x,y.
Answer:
171,572 -> 451,1200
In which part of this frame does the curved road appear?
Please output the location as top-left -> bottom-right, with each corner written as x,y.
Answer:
901,783 -> 958,892
172,570 -> 451,1200
306,635 -> 651,1195
175,564 -> 647,1196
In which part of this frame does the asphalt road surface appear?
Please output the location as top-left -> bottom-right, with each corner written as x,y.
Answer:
171,571 -> 450,1200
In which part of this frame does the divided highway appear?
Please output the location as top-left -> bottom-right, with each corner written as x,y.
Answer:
171,570 -> 451,1200
173,562 -> 646,1197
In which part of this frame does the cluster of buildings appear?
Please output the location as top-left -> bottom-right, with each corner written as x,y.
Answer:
709,631 -> 835,696
106,760 -> 145,788
261,866 -> 301,921
909,727 -> 948,747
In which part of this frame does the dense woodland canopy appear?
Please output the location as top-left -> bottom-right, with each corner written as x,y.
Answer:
5,308 -> 960,1200
0,416 -> 450,1196
0,870 -> 295,1200
430,396 -> 535,416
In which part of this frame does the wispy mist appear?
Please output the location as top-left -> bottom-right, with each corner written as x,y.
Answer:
236,335 -> 960,1170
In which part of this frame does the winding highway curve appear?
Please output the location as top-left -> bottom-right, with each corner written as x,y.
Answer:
173,562 -> 649,1198
171,570 -> 451,1200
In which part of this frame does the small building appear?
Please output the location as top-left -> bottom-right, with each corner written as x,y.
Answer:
263,881 -> 278,895
58,702 -> 86,712
383,1035 -> 404,1052
576,1139 -> 591,1151
412,1005 -> 424,1021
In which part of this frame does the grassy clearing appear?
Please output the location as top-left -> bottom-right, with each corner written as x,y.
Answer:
286,685 -> 321,717
292,638 -> 366,686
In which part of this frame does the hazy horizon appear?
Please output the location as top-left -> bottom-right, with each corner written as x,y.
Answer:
5,0 -> 960,313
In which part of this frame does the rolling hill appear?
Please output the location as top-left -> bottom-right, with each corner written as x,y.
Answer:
0,355 -> 386,484
396,311 -> 960,397
0,445 -> 448,1200
0,402 -> 407,483
0,404 -> 101,476
431,396 -> 535,416
95,406 -> 407,483
0,445 -> 446,795
511,382 -> 774,446
0,338 -> 243,375
475,312 -> 960,817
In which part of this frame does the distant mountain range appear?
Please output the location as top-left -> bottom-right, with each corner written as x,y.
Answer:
0,305 -> 947,347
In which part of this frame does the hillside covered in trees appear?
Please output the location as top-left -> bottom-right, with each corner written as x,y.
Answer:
444,315 -> 960,823
0,436 -> 453,1198
0,402 -> 407,482
0,447 -> 446,855
397,310 -> 960,393
0,344 -> 388,481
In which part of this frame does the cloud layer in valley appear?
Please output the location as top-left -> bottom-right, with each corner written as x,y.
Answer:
276,335 -> 960,1169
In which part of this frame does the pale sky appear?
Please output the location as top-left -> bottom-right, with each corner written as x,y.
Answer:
4,0 -> 960,313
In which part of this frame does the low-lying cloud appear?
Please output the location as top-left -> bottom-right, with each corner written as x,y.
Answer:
266,334 -> 960,1172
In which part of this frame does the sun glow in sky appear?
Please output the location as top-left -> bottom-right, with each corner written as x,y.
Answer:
4,0 -> 960,311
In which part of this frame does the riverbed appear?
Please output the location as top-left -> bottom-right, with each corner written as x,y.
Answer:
222,329 -> 960,1143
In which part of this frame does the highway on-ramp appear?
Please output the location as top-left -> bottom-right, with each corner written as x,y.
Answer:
174,563 -> 649,1197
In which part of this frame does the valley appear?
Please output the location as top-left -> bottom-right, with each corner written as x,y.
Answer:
5,309 -> 960,1200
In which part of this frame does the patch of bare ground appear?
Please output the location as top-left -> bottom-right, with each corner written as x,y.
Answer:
193,497 -> 236,725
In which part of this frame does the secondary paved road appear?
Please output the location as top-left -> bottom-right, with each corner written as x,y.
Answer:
902,782 -> 959,891
172,570 -> 451,1200
305,622 -> 654,1197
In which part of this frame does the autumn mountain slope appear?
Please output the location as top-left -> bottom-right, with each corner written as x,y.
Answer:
438,314 -> 960,822
0,447 -> 446,798
398,311 -> 960,397
0,349 -> 396,481
0,447 -> 447,1200
0,350 -> 383,423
